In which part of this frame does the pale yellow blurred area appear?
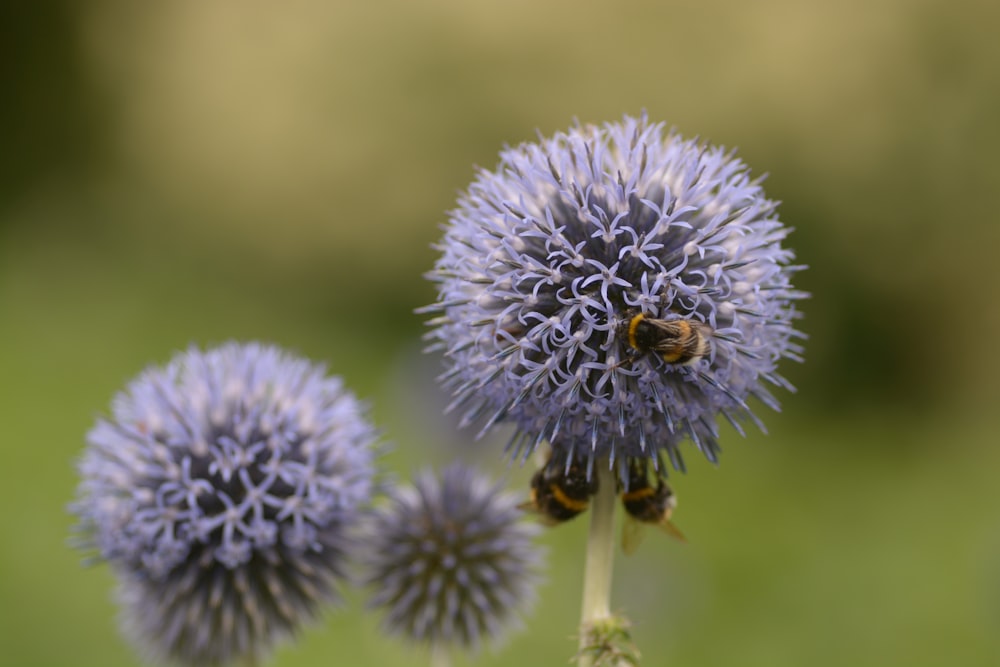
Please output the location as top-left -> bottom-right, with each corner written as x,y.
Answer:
75,0 -> 991,255
61,0 -> 1000,410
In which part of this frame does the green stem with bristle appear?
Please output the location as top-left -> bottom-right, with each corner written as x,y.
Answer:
577,461 -> 617,665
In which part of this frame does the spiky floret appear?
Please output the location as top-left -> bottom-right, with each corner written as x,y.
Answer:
70,342 -> 379,666
421,114 -> 806,481
364,464 -> 544,651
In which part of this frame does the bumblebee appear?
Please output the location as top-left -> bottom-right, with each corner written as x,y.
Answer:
520,452 -> 599,525
620,459 -> 686,555
617,308 -> 712,366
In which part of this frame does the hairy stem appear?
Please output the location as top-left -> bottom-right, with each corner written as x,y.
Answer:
577,461 -> 617,665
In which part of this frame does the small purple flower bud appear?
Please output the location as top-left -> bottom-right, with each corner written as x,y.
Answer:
364,464 -> 545,651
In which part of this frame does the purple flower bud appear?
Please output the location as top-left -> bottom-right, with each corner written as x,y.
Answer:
364,464 -> 544,651
71,342 -> 379,666
421,115 -> 807,480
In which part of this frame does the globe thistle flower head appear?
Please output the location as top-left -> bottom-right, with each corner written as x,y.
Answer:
70,342 -> 379,666
364,463 -> 544,652
422,114 -> 807,481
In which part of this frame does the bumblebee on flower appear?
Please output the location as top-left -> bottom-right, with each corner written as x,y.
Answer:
421,113 -> 807,482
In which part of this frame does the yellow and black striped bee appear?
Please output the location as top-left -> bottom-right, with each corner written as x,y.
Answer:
620,459 -> 686,555
520,452 -> 599,525
617,308 -> 712,366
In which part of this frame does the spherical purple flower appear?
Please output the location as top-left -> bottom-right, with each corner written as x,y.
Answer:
71,342 -> 379,666
422,115 -> 806,480
364,463 -> 544,651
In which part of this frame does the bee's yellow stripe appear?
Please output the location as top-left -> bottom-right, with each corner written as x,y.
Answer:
627,313 -> 645,350
621,487 -> 656,503
550,484 -> 590,512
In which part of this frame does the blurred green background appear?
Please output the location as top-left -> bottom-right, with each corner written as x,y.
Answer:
2,1 -> 999,665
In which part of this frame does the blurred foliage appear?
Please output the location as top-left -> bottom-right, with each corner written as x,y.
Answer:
2,0 -> 998,665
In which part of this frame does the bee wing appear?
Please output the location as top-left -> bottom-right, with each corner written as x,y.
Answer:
517,497 -> 543,518
517,500 -> 562,527
644,319 -> 685,353
657,518 -> 687,543
621,514 -> 647,556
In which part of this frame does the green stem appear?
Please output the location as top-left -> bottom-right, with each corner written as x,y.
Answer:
577,460 -> 617,665
429,642 -> 451,667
